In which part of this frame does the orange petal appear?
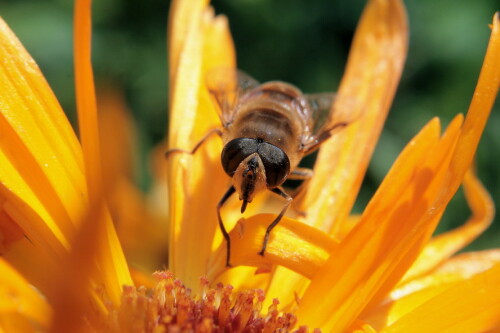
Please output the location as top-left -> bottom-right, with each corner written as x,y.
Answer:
267,0 -> 408,313
401,168 -> 494,283
168,4 -> 236,289
72,0 -> 131,301
0,258 -> 52,330
42,5 -> 133,329
296,114 -> 455,331
111,178 -> 168,272
441,13 -> 500,199
74,0 -> 103,201
300,0 -> 408,235
207,214 -> 337,283
97,86 -> 136,181
363,250 -> 500,330
297,12 -> 499,331
0,209 -> 24,253
378,255 -> 500,332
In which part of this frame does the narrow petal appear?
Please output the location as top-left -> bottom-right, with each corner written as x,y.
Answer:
441,13 -> 500,197
363,250 -> 500,330
65,0 -> 131,303
74,0 -> 103,201
168,5 -> 236,289
380,259 -> 500,333
0,258 -> 52,330
267,0 -> 408,311
401,168 -> 494,283
299,0 -> 408,234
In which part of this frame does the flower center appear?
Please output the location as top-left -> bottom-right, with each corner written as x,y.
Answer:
92,271 -> 311,332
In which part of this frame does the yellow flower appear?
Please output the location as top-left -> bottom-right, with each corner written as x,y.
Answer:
167,0 -> 500,331
0,0 -> 498,332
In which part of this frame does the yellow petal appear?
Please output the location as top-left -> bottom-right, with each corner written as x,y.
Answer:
0,16 -> 84,293
168,0 -> 209,88
168,3 -> 236,289
0,17 -> 84,249
401,168 -> 494,283
299,0 -> 408,235
379,258 -> 500,333
0,258 -> 51,330
363,250 -> 500,330
207,214 -> 337,283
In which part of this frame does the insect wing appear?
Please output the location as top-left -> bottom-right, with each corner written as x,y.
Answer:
206,69 -> 260,126
303,92 -> 361,154
305,93 -> 336,134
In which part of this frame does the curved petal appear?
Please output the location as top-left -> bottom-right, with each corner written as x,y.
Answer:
379,257 -> 500,333
296,114 -> 455,331
401,168 -> 494,283
441,13 -> 499,197
297,12 -> 499,331
299,0 -> 408,235
167,3 -> 236,289
363,250 -> 500,330
267,0 -> 408,312
207,214 -> 337,283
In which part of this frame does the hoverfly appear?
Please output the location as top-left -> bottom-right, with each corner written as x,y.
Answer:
167,69 -> 352,267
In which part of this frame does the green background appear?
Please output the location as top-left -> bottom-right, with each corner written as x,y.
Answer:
1,0 -> 498,250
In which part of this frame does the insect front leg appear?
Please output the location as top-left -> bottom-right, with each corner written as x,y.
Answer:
288,167 -> 314,198
258,187 -> 293,256
217,186 -> 236,267
165,128 -> 222,158
288,167 -> 314,217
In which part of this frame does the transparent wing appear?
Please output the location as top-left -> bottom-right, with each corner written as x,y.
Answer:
206,68 -> 260,126
303,92 -> 361,154
305,93 -> 336,134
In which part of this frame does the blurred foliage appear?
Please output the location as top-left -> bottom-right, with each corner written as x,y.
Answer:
1,0 -> 498,249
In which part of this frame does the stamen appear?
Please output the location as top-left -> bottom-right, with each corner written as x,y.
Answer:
93,271 -> 315,332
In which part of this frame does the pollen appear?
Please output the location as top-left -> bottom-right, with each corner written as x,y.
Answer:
95,271 -> 313,333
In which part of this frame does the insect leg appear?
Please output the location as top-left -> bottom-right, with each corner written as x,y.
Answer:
258,187 -> 293,256
217,186 -> 236,267
165,128 -> 222,158
289,167 -> 314,180
288,167 -> 314,198
288,167 -> 314,217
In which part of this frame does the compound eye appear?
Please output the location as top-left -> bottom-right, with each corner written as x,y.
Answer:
221,138 -> 258,175
258,142 -> 290,187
